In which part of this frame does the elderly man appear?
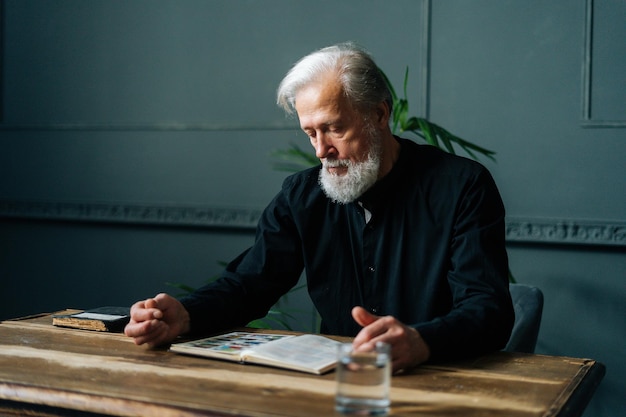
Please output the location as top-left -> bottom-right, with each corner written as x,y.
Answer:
125,42 -> 514,373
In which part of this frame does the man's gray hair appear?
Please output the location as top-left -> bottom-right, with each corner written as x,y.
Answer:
276,42 -> 392,115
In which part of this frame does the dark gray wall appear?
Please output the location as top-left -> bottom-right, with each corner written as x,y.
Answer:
428,3 -> 625,416
1,0 -> 427,314
1,1 -> 624,416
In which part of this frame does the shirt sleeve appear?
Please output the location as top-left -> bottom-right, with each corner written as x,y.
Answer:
179,187 -> 305,336
413,167 -> 514,361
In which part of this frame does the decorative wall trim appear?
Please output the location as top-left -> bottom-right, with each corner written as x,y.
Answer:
417,0 -> 431,119
581,0 -> 626,127
0,200 -> 261,230
2,199 -> 625,247
505,217 -> 625,247
0,122 -> 298,132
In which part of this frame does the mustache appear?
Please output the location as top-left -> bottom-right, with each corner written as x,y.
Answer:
322,158 -> 351,168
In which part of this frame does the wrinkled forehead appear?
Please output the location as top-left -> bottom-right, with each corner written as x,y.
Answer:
295,82 -> 363,129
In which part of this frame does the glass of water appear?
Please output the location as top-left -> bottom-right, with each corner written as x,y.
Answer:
335,342 -> 391,415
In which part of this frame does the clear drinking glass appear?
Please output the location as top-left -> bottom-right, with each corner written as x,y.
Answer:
335,342 -> 391,415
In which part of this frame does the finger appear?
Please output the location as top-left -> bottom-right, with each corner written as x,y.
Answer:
353,330 -> 387,351
353,320 -> 390,349
124,318 -> 153,338
152,294 -> 173,317
125,319 -> 166,346
130,305 -> 161,322
391,358 -> 407,374
129,301 -> 149,321
141,328 -> 168,348
153,293 -> 170,304
144,297 -> 157,309
129,299 -> 146,314
143,320 -> 175,348
136,297 -> 164,320
351,306 -> 388,349
351,306 -> 380,327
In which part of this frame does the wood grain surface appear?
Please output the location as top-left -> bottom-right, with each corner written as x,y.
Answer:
0,311 -> 604,417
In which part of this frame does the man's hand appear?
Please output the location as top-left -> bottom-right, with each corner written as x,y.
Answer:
351,306 -> 430,373
124,293 -> 190,348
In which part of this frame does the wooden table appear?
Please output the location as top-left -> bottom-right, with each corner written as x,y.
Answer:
0,311 -> 605,417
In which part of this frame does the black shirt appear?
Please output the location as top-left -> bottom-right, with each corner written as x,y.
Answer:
181,138 -> 514,361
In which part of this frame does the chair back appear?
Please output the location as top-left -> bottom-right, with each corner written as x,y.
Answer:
504,283 -> 544,353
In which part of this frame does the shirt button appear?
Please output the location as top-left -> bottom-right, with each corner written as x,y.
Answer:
368,266 -> 375,272
371,307 -> 378,314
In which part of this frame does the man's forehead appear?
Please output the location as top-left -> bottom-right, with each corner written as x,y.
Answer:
295,81 -> 346,117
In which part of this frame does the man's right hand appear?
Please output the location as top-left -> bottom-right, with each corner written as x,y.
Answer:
124,293 -> 190,347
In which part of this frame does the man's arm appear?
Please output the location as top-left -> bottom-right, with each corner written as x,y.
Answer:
414,167 -> 514,360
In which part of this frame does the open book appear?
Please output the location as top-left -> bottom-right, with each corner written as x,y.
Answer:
170,331 -> 341,375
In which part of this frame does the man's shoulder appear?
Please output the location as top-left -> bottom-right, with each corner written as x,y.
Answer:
282,165 -> 320,190
399,138 -> 487,176
278,165 -> 327,205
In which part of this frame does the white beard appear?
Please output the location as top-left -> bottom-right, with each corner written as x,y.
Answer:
318,140 -> 382,204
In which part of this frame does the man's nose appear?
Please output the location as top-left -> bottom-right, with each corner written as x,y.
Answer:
314,134 -> 334,159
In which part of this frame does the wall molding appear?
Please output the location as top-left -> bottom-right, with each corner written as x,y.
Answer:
2,199 -> 624,247
0,122 -> 298,132
416,0 -> 431,119
0,200 -> 261,230
505,217 -> 625,247
580,0 -> 626,127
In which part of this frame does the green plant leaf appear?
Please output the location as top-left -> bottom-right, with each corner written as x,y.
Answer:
416,118 -> 438,147
378,65 -> 398,101
380,67 -> 497,162
247,309 -> 297,330
433,124 -> 457,155
271,143 -> 319,171
165,282 -> 199,296
395,99 -> 409,128
401,116 -> 421,133
402,66 -> 410,100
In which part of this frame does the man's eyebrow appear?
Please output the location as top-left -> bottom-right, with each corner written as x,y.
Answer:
322,119 -> 343,128
301,120 -> 341,130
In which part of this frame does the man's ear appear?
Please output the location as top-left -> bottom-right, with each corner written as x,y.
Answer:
374,100 -> 391,128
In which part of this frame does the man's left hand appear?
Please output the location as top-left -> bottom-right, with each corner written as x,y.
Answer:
351,306 -> 430,373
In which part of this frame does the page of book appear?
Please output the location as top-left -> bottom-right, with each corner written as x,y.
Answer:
170,331 -> 340,374
245,334 -> 339,370
178,332 -> 293,358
